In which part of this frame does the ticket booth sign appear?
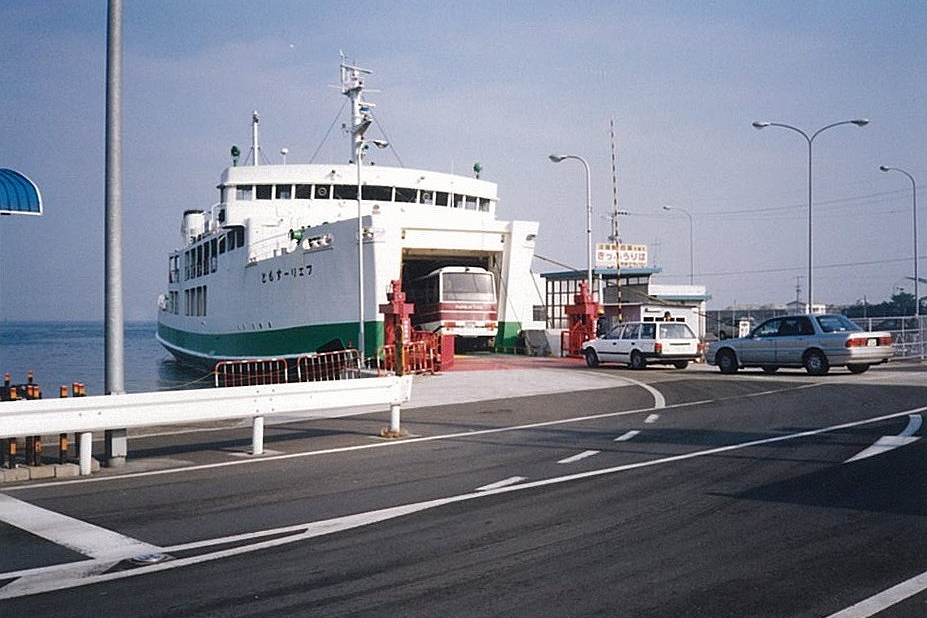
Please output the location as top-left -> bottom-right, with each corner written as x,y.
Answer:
596,243 -> 647,269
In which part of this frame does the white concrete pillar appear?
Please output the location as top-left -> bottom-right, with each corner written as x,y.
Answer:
79,432 -> 93,475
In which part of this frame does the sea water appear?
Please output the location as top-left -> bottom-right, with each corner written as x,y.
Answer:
0,321 -> 212,396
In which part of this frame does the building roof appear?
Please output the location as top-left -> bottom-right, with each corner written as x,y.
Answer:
540,266 -> 661,280
0,168 -> 42,215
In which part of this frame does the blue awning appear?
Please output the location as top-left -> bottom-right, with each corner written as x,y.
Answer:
0,168 -> 42,215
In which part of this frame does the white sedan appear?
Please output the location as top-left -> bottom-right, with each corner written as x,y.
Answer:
582,321 -> 703,369
706,313 -> 893,375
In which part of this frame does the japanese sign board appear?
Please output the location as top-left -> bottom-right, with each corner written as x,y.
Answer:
595,243 -> 648,269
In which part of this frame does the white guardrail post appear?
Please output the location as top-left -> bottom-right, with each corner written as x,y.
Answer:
0,374 -> 413,476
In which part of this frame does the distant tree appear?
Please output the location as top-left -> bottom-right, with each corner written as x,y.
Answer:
843,290 -> 917,318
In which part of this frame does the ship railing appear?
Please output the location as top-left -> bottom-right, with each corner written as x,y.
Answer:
296,350 -> 362,382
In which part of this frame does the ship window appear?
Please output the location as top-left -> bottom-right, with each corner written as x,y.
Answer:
362,185 -> 392,201
256,184 -> 272,200
314,185 -> 331,199
210,238 -> 218,272
452,194 -> 464,209
465,195 -> 477,210
420,191 -> 434,205
333,184 -> 358,200
435,191 -> 449,206
479,198 -> 491,212
218,235 -> 226,254
395,187 -> 417,203
236,185 -> 253,200
233,226 -> 244,248
218,208 -> 226,224
219,187 -> 227,202
275,184 -> 292,199
295,184 -> 312,199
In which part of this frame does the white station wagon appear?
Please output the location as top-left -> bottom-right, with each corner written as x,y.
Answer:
582,321 -> 703,369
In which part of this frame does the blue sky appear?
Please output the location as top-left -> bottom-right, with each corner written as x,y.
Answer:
1,0 -> 925,320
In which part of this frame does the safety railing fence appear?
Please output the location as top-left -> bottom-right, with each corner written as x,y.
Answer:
214,358 -> 289,387
296,349 -> 362,382
376,341 -> 436,375
856,315 -> 925,361
213,350 -> 363,387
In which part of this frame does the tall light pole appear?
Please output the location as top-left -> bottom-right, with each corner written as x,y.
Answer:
752,119 -> 869,311
880,165 -> 919,317
549,154 -> 593,292
355,138 -> 389,359
662,205 -> 694,285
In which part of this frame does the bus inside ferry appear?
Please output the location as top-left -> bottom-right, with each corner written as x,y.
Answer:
404,266 -> 498,349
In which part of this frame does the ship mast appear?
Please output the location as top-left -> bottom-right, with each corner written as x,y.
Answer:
341,60 -> 374,164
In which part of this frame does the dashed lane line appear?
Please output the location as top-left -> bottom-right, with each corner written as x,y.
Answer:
557,450 -> 601,464
476,476 -> 527,491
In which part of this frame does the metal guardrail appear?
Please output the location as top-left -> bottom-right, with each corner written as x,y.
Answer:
0,373 -> 413,478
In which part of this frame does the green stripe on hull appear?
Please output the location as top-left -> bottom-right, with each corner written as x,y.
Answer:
158,321 -> 384,361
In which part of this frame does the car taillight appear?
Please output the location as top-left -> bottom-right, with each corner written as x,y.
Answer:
445,321 -> 456,328
655,342 -> 663,354
845,336 -> 892,348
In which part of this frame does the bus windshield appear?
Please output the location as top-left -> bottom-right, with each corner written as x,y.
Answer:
443,272 -> 494,302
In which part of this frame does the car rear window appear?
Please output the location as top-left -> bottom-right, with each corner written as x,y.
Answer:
659,323 -> 695,339
815,315 -> 862,333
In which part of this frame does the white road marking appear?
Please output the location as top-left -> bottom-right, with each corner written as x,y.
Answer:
476,476 -> 527,491
844,414 -> 922,463
645,414 -> 660,423
824,568 -> 927,618
2,405 -> 925,600
557,450 -> 600,464
0,493 -> 162,560
614,430 -> 641,442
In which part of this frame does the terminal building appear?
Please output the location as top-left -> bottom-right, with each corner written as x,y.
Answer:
538,243 -> 709,355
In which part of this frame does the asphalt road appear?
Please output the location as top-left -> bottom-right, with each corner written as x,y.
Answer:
1,363 -> 926,617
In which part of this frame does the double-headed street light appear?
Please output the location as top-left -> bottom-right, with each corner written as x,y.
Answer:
662,205 -> 694,285
880,165 -> 919,317
752,119 -> 869,311
548,154 -> 593,292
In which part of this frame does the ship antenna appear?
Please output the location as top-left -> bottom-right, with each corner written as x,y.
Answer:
250,110 -> 260,167
340,60 -> 374,164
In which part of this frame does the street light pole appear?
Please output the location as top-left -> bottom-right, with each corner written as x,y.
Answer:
549,154 -> 593,292
880,165 -> 919,317
662,205 -> 694,285
354,138 -> 389,359
752,119 -> 869,312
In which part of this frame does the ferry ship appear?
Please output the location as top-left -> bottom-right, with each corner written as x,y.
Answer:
156,60 -> 541,371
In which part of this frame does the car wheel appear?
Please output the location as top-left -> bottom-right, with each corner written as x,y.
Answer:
673,360 -> 689,369
803,350 -> 830,376
629,350 -> 646,370
846,363 -> 870,374
761,366 -> 779,374
584,348 -> 599,368
716,349 -> 738,374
